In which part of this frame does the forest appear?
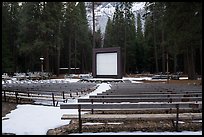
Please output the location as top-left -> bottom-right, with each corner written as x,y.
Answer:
2,2 -> 202,80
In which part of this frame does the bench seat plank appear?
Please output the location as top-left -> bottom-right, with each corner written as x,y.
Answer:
61,113 -> 202,121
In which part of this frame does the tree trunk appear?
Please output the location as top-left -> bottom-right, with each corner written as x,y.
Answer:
173,52 -> 177,73
200,39 -> 202,84
56,22 -> 61,77
187,46 -> 196,80
74,32 -> 77,74
81,49 -> 85,73
124,8 -> 127,75
153,4 -> 159,73
45,47 -> 49,72
92,2 -> 95,49
124,24 -> 127,75
161,15 -> 165,74
161,32 -> 165,73
57,47 -> 60,76
190,46 -> 196,79
183,52 -> 188,75
68,35 -> 71,74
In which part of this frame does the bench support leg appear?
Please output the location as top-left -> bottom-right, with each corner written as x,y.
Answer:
78,104 -> 82,133
52,93 -> 55,106
15,92 -> 18,104
175,104 -> 179,131
4,90 -> 6,102
91,99 -> 94,114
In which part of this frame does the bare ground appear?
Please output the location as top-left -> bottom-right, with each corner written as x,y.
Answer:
2,102 -> 17,118
46,118 -> 202,135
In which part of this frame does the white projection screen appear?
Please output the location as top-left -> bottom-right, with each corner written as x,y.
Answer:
96,53 -> 117,75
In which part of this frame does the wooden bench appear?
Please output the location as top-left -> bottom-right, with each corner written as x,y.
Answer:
78,97 -> 202,103
89,93 -> 202,98
60,102 -> 202,133
2,90 -> 69,106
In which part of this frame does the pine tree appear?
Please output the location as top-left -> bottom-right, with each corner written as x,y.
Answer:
135,13 -> 145,73
2,2 -> 15,73
112,2 -> 136,75
104,17 -> 114,48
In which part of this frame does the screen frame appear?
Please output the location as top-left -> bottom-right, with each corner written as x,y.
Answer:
92,47 -> 122,79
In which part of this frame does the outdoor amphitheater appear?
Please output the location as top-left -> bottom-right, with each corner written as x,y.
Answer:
2,75 -> 202,134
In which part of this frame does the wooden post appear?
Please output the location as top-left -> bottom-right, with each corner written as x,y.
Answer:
78,104 -> 82,133
4,90 -> 6,102
62,91 -> 65,102
15,92 -> 18,104
175,104 -> 179,131
91,99 -> 94,114
52,93 -> 55,106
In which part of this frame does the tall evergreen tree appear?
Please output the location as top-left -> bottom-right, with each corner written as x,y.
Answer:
2,2 -> 15,73
95,28 -> 102,48
78,2 -> 92,73
164,2 -> 202,79
17,2 -> 42,72
62,2 -> 92,74
134,13 -> 145,73
104,17 -> 114,48
112,2 -> 135,75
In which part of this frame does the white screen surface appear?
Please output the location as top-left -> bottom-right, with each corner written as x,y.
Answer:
96,52 -> 117,75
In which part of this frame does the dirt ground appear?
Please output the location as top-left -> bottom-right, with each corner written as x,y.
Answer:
2,79 -> 202,135
2,102 -> 17,118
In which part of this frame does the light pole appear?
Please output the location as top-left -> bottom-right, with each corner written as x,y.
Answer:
40,57 -> 44,73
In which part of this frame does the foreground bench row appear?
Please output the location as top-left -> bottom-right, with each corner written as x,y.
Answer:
60,102 -> 202,133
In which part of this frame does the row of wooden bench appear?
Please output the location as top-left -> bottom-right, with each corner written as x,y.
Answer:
60,82 -> 202,133
2,85 -> 98,106
2,82 -> 97,93
60,102 -> 202,133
